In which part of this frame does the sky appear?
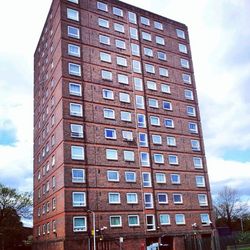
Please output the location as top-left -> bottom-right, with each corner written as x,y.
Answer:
0,0 -> 250,205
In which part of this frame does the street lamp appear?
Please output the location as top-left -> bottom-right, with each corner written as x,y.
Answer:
87,210 -> 96,250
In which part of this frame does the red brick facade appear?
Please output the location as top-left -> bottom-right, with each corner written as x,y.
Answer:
33,0 -> 214,249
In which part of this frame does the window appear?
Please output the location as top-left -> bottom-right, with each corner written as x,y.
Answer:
152,135 -> 162,145
157,51 -> 167,61
110,216 -> 122,227
182,74 -> 192,84
189,122 -> 198,133
67,8 -> 79,21
127,193 -> 138,204
130,27 -> 138,40
193,157 -> 203,168
103,108 -> 115,119
141,16 -> 150,26
103,89 -> 114,100
107,171 -> 119,182
142,32 -> 152,41
161,84 -> 171,94
176,29 -> 185,39
134,77 -> 143,91
128,215 -> 139,226
175,214 -> 185,225
167,136 -> 176,146
180,58 -> 190,69
145,64 -> 155,74
144,47 -> 153,57
150,116 -> 160,126
69,83 -> 81,96
187,106 -> 196,116
196,176 -> 205,187
97,1 -> 108,12
147,80 -> 157,90
118,74 -> 128,84
146,215 -> 155,230
71,124 -> 83,138
68,44 -> 80,57
122,131 -> 133,141
105,128 -> 117,139
165,119 -> 174,128
68,0 -> 79,3
158,193 -> 168,204
156,36 -> 165,45
173,194 -> 183,204
106,149 -> 118,160
101,70 -> 112,81
139,133 -> 148,147
154,21 -> 163,30
125,171 -> 136,182
168,155 -> 178,165
114,23 -> 124,33
149,99 -> 159,108
70,103 -> 82,116
160,214 -> 170,225
119,92 -> 130,103
121,111 -> 132,122
115,39 -> 126,49
73,216 -> 87,232
116,56 -> 127,67
184,89 -> 194,100
69,63 -> 81,76
98,18 -> 109,28
52,220 -> 56,232
124,151 -> 135,162
171,174 -> 180,184
68,26 -> 80,39
142,173 -> 151,187
179,44 -> 187,53
132,60 -> 141,73
52,197 -> 56,209
159,67 -> 169,77
99,34 -> 110,45
109,193 -> 120,204
140,152 -> 150,166
71,146 -> 84,160
144,193 -> 153,208
100,52 -> 111,63
191,140 -> 201,151
201,214 -> 210,225
154,154 -> 164,164
198,194 -> 208,206
131,43 -> 140,56
128,12 -> 137,24
163,101 -> 172,111
72,169 -> 85,183
135,95 -> 144,109
113,7 -> 123,17
156,173 -> 166,183
72,192 -> 86,207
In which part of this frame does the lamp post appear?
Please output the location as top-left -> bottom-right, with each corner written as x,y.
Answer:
87,210 -> 96,250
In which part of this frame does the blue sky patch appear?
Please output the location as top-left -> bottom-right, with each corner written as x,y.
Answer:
223,149 -> 250,162
0,120 -> 18,146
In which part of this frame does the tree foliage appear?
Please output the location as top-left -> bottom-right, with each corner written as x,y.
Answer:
0,183 -> 32,250
214,186 -> 249,229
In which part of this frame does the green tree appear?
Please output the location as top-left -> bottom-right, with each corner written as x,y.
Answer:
0,183 -> 32,250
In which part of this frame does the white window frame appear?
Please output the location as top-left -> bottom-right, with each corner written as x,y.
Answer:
99,34 -> 110,45
158,193 -> 168,204
68,44 -> 80,57
176,29 -> 185,39
71,146 -> 84,160
128,215 -> 140,226
97,1 -> 108,12
70,103 -> 82,117
130,27 -> 138,40
167,136 -> 176,146
101,70 -> 113,81
173,194 -> 183,204
113,7 -> 123,17
103,89 -> 114,100
123,150 -> 135,162
150,116 -> 160,126
161,84 -> 171,94
98,18 -> 109,28
68,63 -> 81,76
146,214 -> 156,231
71,124 -> 83,138
142,172 -> 152,187
125,171 -> 136,182
156,36 -> 165,45
149,99 -> 159,108
104,128 -> 117,139
171,174 -> 181,184
106,149 -> 118,160
154,21 -> 163,30
154,154 -> 164,164
72,192 -> 86,207
128,12 -> 137,24
108,192 -> 120,204
198,194 -> 208,206
67,26 -> 80,39
67,8 -> 79,21
73,216 -> 87,232
144,193 -> 154,209
165,119 -> 174,128
196,176 -> 205,187
100,52 -> 111,63
103,108 -> 115,119
107,170 -> 119,182
120,111 -> 132,122
72,168 -> 85,183
114,23 -> 125,33
152,134 -> 162,145
193,157 -> 203,169
142,31 -> 152,41
110,216 -> 122,227
69,82 -> 81,96
141,16 -> 150,26
115,39 -> 126,50
118,74 -> 128,85
175,214 -> 186,225
179,44 -> 187,53
140,152 -> 150,166
168,155 -> 179,165
156,173 -> 166,183
126,193 -> 138,204
147,80 -> 157,91
159,67 -> 169,77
